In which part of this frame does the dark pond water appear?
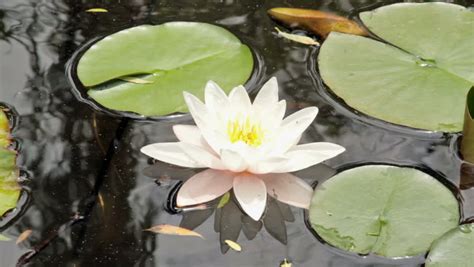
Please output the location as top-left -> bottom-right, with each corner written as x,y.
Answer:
1,0 -> 473,266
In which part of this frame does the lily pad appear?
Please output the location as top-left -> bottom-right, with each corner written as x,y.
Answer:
77,22 -> 254,116
426,223 -> 474,267
0,107 -> 20,217
309,165 -> 459,258
318,3 -> 474,132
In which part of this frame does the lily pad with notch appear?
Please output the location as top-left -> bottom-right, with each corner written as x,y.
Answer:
309,165 -> 460,258
76,22 -> 254,117
318,3 -> 474,132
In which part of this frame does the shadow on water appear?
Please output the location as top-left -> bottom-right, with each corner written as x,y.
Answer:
0,0 -> 473,266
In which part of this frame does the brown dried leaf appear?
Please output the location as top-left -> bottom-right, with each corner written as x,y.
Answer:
275,27 -> 319,46
144,224 -> 204,239
16,229 -> 32,244
268,8 -> 367,39
224,239 -> 242,252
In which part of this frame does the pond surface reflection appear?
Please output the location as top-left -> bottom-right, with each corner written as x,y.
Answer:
0,0 -> 473,266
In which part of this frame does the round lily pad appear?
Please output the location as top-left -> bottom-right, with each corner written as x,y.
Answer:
76,22 -> 254,117
0,107 -> 20,217
318,3 -> 473,132
426,223 -> 474,267
309,165 -> 460,258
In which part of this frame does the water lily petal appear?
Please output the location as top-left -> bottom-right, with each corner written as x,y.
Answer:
220,149 -> 248,172
260,173 -> 313,208
173,125 -> 203,146
229,85 -> 252,114
141,142 -> 206,168
177,169 -> 235,207
253,77 -> 279,113
260,100 -> 287,131
233,174 -> 267,221
270,106 -> 319,154
179,142 -> 226,170
275,142 -> 345,172
204,81 -> 229,113
247,157 -> 289,174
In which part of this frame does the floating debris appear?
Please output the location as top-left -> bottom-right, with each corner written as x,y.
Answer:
275,27 -> 319,46
224,239 -> 242,252
144,224 -> 204,239
86,8 -> 108,13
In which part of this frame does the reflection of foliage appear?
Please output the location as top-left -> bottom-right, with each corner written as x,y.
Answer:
179,192 -> 295,253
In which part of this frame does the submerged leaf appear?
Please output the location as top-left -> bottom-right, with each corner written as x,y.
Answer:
268,8 -> 367,38
319,3 -> 474,132
118,76 -> 154,84
144,224 -> 204,239
77,22 -> 253,116
86,8 -> 108,13
309,165 -> 459,258
461,87 -> 474,163
0,234 -> 10,241
426,223 -> 474,267
16,229 -> 32,244
275,27 -> 319,46
224,239 -> 242,252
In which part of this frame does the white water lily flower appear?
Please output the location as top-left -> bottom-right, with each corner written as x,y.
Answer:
141,77 -> 345,220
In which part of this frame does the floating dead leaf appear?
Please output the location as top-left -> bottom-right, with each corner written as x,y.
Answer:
275,27 -> 319,46
119,76 -> 154,84
224,239 -> 242,252
16,229 -> 32,244
280,258 -> 292,267
86,8 -> 108,13
461,87 -> 474,164
268,8 -> 367,39
217,192 -> 230,208
144,224 -> 204,239
0,234 -> 10,241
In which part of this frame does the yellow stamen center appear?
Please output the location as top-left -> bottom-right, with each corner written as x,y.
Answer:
227,116 -> 264,147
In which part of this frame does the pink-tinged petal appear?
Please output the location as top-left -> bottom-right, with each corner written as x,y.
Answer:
229,85 -> 251,114
260,173 -> 313,209
274,142 -> 345,173
247,157 -> 289,174
177,169 -> 235,207
179,143 -> 226,170
233,174 -> 267,221
204,81 -> 229,113
252,77 -> 279,112
141,142 -> 206,168
220,149 -> 248,172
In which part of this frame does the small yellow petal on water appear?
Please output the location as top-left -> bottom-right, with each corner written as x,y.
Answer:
86,8 -> 108,13
275,27 -> 320,46
16,229 -> 32,244
224,239 -> 242,252
144,224 -> 204,239
280,258 -> 292,267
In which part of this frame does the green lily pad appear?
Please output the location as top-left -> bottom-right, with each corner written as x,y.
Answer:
318,3 -> 474,132
426,223 -> 474,267
77,22 -> 254,116
0,107 -> 20,217
309,165 -> 459,258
